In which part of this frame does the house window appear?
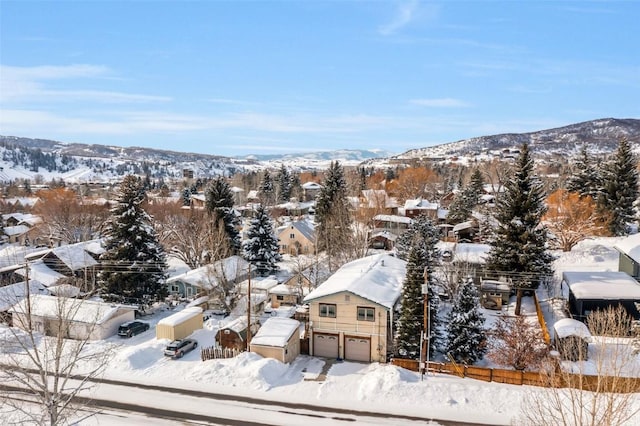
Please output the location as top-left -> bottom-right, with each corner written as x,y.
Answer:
357,307 -> 375,322
276,295 -> 284,301
170,285 -> 179,293
281,245 -> 287,250
344,294 -> 350,302
290,233 -> 295,239
319,303 -> 336,318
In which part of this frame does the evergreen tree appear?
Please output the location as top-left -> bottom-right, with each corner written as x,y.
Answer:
445,278 -> 487,364
446,190 -> 474,225
485,143 -> 553,315
205,176 -> 240,255
467,168 -> 485,205
394,215 -> 442,355
259,170 -> 275,206
599,138 -> 639,236
315,161 -> 353,271
181,188 -> 191,206
395,244 -> 425,358
276,165 -> 292,203
242,205 -> 282,275
99,175 -> 168,303
566,145 -> 601,199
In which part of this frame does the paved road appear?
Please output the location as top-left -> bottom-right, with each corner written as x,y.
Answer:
1,365 -> 498,425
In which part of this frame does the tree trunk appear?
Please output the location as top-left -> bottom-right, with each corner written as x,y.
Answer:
514,288 -> 523,316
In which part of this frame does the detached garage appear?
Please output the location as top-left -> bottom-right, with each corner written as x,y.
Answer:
250,317 -> 301,364
156,307 -> 203,340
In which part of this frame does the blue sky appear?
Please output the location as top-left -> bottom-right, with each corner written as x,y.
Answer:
1,1 -> 638,157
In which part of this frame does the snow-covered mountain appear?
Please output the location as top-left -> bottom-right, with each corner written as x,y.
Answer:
395,117 -> 640,160
1,117 -> 639,183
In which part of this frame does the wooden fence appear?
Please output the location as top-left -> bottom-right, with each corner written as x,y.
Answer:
201,346 -> 244,361
533,292 -> 551,345
390,358 -> 640,393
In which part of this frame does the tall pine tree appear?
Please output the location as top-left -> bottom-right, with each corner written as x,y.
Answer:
395,244 -> 425,358
445,278 -> 487,364
99,175 -> 168,303
599,138 -> 639,236
485,143 -> 553,315
315,161 -> 353,271
259,170 -> 275,206
395,215 -> 441,356
205,176 -> 240,256
566,145 -> 601,199
276,165 -> 292,204
242,205 -> 282,276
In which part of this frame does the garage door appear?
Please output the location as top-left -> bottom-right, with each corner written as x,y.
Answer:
313,333 -> 339,358
345,336 -> 370,362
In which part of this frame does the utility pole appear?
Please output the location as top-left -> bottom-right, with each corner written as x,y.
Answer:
421,269 -> 429,381
246,263 -> 252,351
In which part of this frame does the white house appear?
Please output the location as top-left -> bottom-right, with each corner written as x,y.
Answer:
9,295 -> 135,340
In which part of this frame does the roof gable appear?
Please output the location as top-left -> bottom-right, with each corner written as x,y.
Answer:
303,253 -> 406,309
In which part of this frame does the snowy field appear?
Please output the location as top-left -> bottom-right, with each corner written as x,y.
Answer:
2,237 -> 640,425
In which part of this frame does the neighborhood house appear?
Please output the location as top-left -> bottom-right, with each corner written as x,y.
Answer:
304,253 -> 406,363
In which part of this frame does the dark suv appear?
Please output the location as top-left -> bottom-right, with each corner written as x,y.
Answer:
118,321 -> 150,338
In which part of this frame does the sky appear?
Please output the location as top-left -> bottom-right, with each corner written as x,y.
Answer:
1,1 -> 639,158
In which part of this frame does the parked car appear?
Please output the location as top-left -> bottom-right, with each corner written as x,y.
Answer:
118,321 -> 150,338
164,338 -> 198,358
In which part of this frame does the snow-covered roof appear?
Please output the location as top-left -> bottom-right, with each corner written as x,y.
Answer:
562,271 -> 640,300
303,253 -> 406,309
373,214 -> 412,225
452,243 -> 490,264
51,242 -> 99,270
480,280 -> 510,292
251,317 -> 300,347
220,316 -> 248,333
614,233 -> 640,264
166,256 -> 249,289
239,277 -> 279,293
452,221 -> 475,233
361,190 -> 398,208
269,284 -> 296,295
278,220 -> 315,242
10,294 -> 131,324
2,212 -> 42,225
230,186 -> 244,193
186,295 -> 209,308
301,182 -> 322,190
3,225 -> 30,236
553,318 -> 592,340
0,280 -> 48,311
404,198 -> 438,210
14,260 -> 65,287
158,306 -> 203,326
0,245 -> 43,268
47,283 -> 81,297
370,230 -> 397,241
2,197 -> 39,208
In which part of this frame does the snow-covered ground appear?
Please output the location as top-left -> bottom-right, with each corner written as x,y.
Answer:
3,237 -> 640,425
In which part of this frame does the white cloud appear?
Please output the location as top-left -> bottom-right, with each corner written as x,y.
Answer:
0,64 -> 171,104
410,98 -> 471,108
378,0 -> 420,36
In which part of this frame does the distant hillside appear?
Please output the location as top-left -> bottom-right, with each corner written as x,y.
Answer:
396,118 -> 640,160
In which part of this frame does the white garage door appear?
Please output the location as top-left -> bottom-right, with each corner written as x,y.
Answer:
313,333 -> 339,359
345,336 -> 370,362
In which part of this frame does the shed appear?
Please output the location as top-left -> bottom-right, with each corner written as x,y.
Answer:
215,317 -> 259,351
553,318 -> 592,361
156,307 -> 203,340
561,271 -> 640,321
480,279 -> 511,310
250,317 -> 301,363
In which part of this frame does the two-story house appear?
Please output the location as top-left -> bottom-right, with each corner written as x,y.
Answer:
277,220 -> 316,256
303,253 -> 406,363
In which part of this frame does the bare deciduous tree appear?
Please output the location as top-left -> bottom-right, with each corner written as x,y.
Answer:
520,306 -> 640,426
487,314 -> 548,371
0,285 -> 114,425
